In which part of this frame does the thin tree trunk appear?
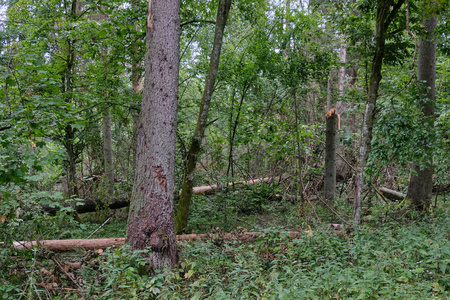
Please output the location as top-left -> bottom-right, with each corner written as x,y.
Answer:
175,0 -> 232,234
227,84 -> 248,178
338,37 -> 346,97
325,111 -> 337,202
62,34 -> 78,198
406,15 -> 436,211
65,125 -> 79,197
61,0 -> 83,199
130,0 -> 144,171
126,0 -> 180,271
102,107 -> 114,198
326,70 -> 332,112
354,0 -> 404,225
335,36 -> 346,121
293,89 -> 305,203
130,72 -> 142,172
285,0 -> 291,57
98,12 -> 114,199
4,57 -> 12,116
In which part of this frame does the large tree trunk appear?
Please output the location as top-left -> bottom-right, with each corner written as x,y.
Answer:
126,0 -> 180,271
175,0 -> 232,234
354,0 -> 404,225
406,15 -> 437,211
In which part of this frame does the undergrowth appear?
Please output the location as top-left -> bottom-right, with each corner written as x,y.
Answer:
1,205 -> 449,299
0,190 -> 449,299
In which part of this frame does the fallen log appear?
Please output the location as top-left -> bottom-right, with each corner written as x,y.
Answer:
41,176 -> 284,215
190,176 -> 284,195
379,187 -> 405,201
12,238 -> 126,251
41,197 -> 130,215
10,230 -> 320,251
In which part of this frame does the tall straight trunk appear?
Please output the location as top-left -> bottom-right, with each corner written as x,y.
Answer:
406,15 -> 436,211
62,0 -> 84,199
354,0 -> 404,225
98,12 -> 114,198
62,6 -> 78,198
126,0 -> 180,271
175,0 -> 232,234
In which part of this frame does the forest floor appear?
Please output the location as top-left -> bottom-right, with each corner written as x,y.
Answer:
1,192 -> 449,299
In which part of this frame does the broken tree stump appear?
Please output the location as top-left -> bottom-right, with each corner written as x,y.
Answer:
325,108 -> 339,201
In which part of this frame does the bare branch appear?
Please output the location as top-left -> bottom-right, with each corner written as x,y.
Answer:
181,19 -> 216,27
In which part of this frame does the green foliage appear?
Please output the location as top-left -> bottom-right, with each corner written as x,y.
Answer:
0,0 -> 449,298
172,215 -> 449,299
1,191 -> 449,299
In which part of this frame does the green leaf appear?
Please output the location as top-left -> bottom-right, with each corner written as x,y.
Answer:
439,262 -> 447,274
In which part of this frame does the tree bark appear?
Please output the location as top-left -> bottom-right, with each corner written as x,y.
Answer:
335,36 -> 351,129
126,0 -> 180,271
175,0 -> 232,234
405,15 -> 436,211
354,0 -> 405,225
325,111 -> 338,202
